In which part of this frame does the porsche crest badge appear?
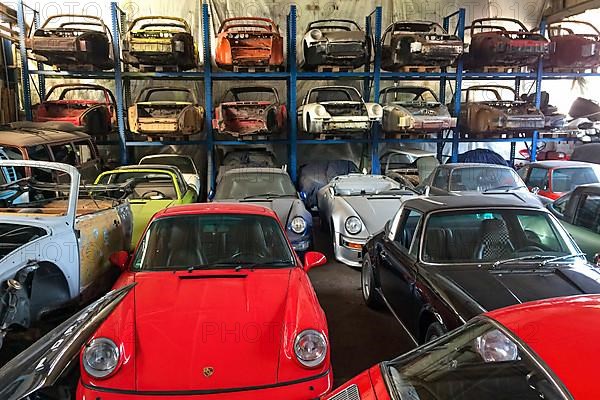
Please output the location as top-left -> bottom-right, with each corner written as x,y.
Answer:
203,367 -> 214,378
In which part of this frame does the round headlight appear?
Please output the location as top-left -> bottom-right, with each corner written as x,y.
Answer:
345,216 -> 362,235
290,216 -> 307,234
83,338 -> 120,379
371,104 -> 383,115
309,29 -> 323,40
475,329 -> 518,363
294,329 -> 327,368
315,104 -> 327,117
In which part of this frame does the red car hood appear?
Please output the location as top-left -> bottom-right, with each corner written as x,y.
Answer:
132,268 -> 292,391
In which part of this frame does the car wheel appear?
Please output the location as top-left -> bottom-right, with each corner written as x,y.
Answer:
425,321 -> 446,343
362,255 -> 384,309
306,114 -> 312,133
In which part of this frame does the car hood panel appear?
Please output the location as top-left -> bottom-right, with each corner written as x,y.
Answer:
133,269 -> 291,390
342,196 -> 403,234
439,265 -> 600,312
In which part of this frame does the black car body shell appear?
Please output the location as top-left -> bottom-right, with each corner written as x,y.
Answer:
381,21 -> 463,70
364,196 -> 600,344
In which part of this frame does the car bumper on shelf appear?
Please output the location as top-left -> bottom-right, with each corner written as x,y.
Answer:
311,119 -> 370,134
335,234 -> 366,267
77,370 -> 333,400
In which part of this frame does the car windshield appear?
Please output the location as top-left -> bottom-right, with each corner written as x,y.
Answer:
422,208 -> 577,264
0,165 -> 70,210
385,319 -> 568,400
449,167 -> 523,192
223,88 -> 277,103
133,214 -> 295,270
46,87 -> 108,102
97,171 -> 178,200
215,172 -> 297,199
333,176 -> 402,196
140,156 -> 195,174
552,167 -> 600,193
309,88 -> 362,103
141,89 -> 194,103
464,87 -> 516,102
381,88 -> 438,104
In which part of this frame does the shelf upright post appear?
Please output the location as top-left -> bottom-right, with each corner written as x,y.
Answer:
16,0 -> 32,120
202,2 -> 215,190
288,5 -> 298,183
370,6 -> 382,174
440,15 -> 451,105
111,2 -> 127,165
33,11 -> 45,100
451,8 -> 466,163
531,20 -> 546,163
510,77 -> 522,166
363,14 -> 372,99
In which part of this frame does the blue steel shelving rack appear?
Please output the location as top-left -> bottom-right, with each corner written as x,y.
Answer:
15,1 -> 598,189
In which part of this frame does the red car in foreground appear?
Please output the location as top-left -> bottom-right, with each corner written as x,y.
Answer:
33,83 -> 116,135
77,203 -> 332,399
325,295 -> 600,399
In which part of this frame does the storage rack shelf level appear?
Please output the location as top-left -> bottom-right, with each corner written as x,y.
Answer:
15,1 -> 595,190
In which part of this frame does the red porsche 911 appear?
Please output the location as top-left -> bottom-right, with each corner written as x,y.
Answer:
324,295 -> 600,400
76,203 -> 332,399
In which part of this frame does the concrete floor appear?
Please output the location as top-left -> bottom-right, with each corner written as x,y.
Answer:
0,219 -> 415,390
308,219 -> 414,387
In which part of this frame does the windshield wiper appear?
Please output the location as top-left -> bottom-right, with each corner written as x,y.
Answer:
538,253 -> 587,267
484,184 -> 527,192
187,260 -> 294,272
492,254 -> 555,269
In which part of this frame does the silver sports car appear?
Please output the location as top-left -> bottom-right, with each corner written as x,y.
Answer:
317,174 -> 416,267
212,167 -> 313,252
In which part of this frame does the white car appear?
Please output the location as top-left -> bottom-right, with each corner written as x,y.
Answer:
317,174 -> 416,267
139,154 -> 201,195
297,86 -> 383,135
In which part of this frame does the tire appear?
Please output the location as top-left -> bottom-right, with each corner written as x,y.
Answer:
424,321 -> 446,343
361,254 -> 384,309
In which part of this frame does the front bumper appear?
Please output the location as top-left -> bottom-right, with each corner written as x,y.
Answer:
304,43 -> 367,67
134,119 -> 179,134
501,117 -> 545,130
77,370 -> 333,399
412,117 -> 456,130
334,234 -> 366,267
310,118 -> 371,134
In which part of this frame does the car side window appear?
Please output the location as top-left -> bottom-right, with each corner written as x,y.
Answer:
50,143 -> 77,166
574,195 -> 600,233
527,168 -> 549,190
73,141 -> 94,163
432,168 -> 449,189
394,209 -> 423,255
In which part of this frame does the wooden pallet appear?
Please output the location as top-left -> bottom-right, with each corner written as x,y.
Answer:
316,133 -> 366,140
147,135 -> 191,142
138,64 -> 181,72
396,65 -> 441,73
384,132 -> 435,140
316,65 -> 356,73
545,66 -> 599,74
479,66 -> 524,73
232,65 -> 278,73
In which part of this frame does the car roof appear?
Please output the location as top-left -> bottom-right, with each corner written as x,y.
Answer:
440,162 -> 514,170
154,203 -> 278,219
381,148 -> 437,157
223,167 -> 287,175
0,127 -> 91,146
402,194 -> 540,213
528,160 -> 598,169
116,164 -> 181,173
487,295 -> 600,398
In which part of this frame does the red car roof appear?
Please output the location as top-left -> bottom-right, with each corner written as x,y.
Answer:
153,202 -> 278,219
487,295 -> 600,398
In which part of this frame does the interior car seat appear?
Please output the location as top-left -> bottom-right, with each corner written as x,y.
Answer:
473,218 -> 515,261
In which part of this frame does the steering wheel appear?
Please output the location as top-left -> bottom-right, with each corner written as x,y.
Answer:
517,245 -> 545,253
524,229 -> 542,243
141,189 -> 166,199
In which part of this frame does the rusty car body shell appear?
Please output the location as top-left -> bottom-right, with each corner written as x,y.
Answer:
543,20 -> 600,69
0,160 -> 132,349
464,18 -> 549,69
302,19 -> 369,70
27,14 -> 113,70
456,85 -> 545,133
123,16 -> 197,70
380,86 -> 456,133
215,17 -> 284,70
33,84 -> 116,136
213,86 -> 286,138
381,21 -> 463,70
128,86 -> 205,137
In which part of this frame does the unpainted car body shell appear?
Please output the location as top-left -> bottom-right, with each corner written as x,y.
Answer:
381,21 -> 463,70
543,20 -> 600,69
123,16 -> 197,70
